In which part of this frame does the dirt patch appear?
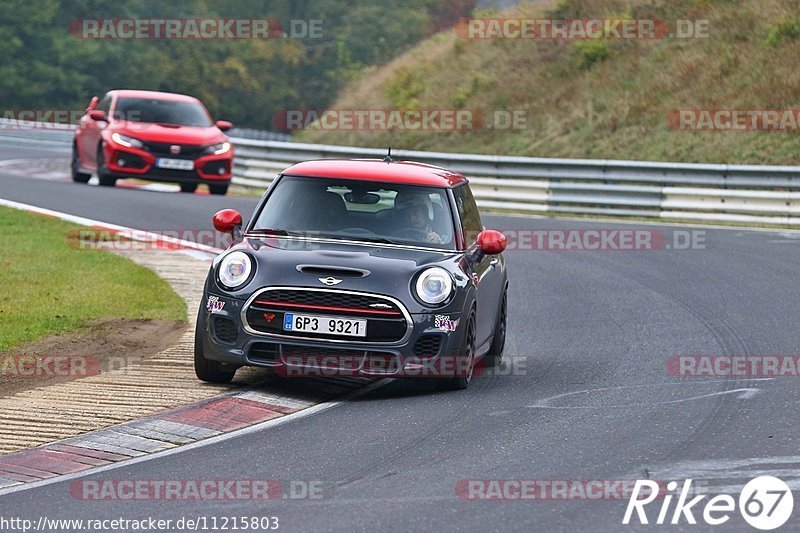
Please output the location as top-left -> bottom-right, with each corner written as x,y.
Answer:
0,319 -> 186,397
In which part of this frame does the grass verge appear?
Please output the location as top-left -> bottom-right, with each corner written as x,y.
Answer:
0,206 -> 187,352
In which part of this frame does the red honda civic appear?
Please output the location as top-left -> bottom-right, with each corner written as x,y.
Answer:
72,89 -> 234,195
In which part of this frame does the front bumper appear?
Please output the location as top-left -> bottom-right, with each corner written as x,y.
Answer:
200,292 -> 468,378
103,143 -> 233,182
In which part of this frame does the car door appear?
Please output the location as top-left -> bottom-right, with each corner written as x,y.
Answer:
453,184 -> 502,348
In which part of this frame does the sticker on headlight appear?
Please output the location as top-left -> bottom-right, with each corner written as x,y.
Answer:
435,314 -> 459,332
207,295 -> 225,314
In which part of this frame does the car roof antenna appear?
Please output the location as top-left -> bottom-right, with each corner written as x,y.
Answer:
383,147 -> 393,163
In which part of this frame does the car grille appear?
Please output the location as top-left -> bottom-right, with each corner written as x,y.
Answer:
281,344 -> 364,370
212,316 -> 238,344
146,167 -> 201,180
142,141 -> 206,159
247,342 -> 399,373
245,288 -> 408,343
413,335 -> 443,357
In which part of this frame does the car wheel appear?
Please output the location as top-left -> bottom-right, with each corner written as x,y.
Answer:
71,144 -> 91,183
96,145 -> 116,187
193,314 -> 237,384
439,311 -> 476,391
180,182 -> 198,193
209,183 -> 229,195
483,288 -> 507,367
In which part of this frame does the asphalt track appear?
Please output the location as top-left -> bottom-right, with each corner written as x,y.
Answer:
2,141 -> 800,532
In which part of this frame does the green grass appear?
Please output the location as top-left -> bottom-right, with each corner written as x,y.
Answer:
298,0 -> 800,166
0,207 -> 187,352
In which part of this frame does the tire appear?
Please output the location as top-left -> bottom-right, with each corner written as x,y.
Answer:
482,288 -> 507,368
194,314 -> 237,384
180,182 -> 198,193
438,311 -> 476,391
96,145 -> 116,187
71,144 -> 91,183
209,183 -> 229,195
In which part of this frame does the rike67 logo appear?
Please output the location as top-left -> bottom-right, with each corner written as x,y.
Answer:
623,476 -> 794,530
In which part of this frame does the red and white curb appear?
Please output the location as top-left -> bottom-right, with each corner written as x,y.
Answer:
0,380 -> 380,493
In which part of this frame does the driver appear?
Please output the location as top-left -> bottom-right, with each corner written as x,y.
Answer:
395,193 -> 443,244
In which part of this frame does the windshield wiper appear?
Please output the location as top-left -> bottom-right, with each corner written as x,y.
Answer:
248,228 -> 298,237
323,235 -> 404,246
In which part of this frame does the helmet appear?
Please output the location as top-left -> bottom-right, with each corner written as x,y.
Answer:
395,191 -> 432,220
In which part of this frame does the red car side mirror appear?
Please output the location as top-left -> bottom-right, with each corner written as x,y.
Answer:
88,109 -> 106,122
477,230 -> 507,255
213,209 -> 242,235
216,120 -> 233,132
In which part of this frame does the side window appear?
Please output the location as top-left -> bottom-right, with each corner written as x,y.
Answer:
453,184 -> 483,245
96,95 -> 112,114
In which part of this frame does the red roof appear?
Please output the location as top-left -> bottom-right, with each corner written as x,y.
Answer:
109,89 -> 199,102
281,159 -> 467,187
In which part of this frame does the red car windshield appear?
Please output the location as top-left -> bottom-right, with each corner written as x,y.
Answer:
112,97 -> 212,127
253,176 -> 457,250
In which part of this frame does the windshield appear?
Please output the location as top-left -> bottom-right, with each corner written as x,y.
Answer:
112,97 -> 212,127
253,176 -> 456,250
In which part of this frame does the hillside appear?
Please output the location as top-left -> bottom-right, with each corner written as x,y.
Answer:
297,0 -> 800,165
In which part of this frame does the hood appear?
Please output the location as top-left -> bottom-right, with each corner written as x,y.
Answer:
113,121 -> 227,145
214,237 -> 470,313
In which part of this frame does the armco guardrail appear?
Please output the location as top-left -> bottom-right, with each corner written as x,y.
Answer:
232,138 -> 800,225
3,120 -> 800,225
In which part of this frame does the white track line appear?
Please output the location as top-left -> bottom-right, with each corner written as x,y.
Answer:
0,197 -> 223,254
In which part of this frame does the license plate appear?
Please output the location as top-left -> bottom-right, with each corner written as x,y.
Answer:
283,313 -> 367,337
156,158 -> 194,170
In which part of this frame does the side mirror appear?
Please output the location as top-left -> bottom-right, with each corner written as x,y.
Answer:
88,109 -> 107,122
216,120 -> 233,132
477,229 -> 507,255
85,96 -> 99,113
213,209 -> 243,236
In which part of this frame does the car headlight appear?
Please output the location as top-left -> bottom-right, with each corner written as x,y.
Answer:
111,132 -> 143,149
217,251 -> 253,290
204,142 -> 231,155
415,267 -> 453,306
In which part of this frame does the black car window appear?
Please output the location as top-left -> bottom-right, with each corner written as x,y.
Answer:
253,176 -> 456,250
452,183 -> 483,245
112,97 -> 212,127
96,95 -> 112,114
